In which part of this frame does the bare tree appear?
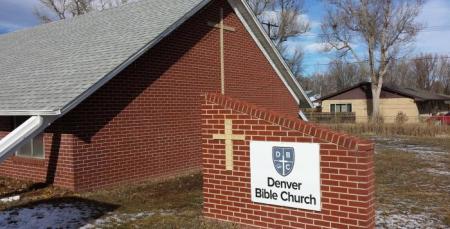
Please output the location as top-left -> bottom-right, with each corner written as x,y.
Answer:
272,0 -> 310,46
248,0 -> 310,76
327,60 -> 367,90
300,60 -> 366,97
413,53 -> 438,90
384,59 -> 414,87
298,72 -> 338,97
321,0 -> 424,121
285,48 -> 304,76
248,0 -> 273,17
437,56 -> 450,94
34,0 -> 129,23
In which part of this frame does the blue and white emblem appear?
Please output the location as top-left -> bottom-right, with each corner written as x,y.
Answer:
272,146 -> 295,177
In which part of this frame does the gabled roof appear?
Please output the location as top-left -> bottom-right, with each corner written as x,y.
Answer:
319,82 -> 450,102
318,82 -> 370,101
0,0 -> 312,116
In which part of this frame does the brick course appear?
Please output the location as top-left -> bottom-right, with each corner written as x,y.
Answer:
202,93 -> 375,228
0,0 -> 300,191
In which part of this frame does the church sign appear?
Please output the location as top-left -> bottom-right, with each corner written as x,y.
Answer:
250,141 -> 321,211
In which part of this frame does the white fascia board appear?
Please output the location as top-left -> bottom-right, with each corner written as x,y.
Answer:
0,116 -> 57,163
298,110 -> 309,122
228,0 -> 313,108
0,110 -> 61,116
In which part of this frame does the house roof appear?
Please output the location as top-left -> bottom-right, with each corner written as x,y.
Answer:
319,82 -> 450,102
384,85 -> 450,101
0,0 -> 312,116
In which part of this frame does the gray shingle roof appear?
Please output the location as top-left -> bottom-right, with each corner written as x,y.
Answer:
0,0 -> 205,114
319,81 -> 450,101
387,86 -> 450,101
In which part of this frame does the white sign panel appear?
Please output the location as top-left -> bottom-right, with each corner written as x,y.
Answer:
250,141 -> 321,211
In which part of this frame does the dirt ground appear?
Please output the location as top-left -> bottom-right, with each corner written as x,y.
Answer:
0,135 -> 448,228
369,136 -> 450,228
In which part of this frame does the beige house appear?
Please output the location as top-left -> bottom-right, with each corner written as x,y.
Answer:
319,82 -> 450,123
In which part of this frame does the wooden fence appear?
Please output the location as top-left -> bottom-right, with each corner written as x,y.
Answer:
304,112 -> 356,124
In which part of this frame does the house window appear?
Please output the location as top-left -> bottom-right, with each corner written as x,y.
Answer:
13,117 -> 44,159
330,104 -> 352,113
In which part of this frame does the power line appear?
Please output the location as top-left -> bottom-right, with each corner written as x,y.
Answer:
261,21 -> 279,40
297,25 -> 450,38
302,55 -> 450,67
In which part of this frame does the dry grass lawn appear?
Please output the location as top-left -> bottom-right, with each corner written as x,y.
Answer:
370,136 -> 450,227
0,135 -> 448,228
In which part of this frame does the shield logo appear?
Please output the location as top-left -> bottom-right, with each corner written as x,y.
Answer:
272,147 -> 295,177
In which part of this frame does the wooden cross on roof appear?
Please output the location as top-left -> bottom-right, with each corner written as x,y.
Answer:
207,8 -> 236,95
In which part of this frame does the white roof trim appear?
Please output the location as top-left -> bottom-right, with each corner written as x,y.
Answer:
0,116 -> 56,162
0,110 -> 60,116
228,0 -> 313,108
298,110 -> 309,121
229,0 -> 298,104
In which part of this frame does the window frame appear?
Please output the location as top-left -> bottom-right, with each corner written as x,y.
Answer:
13,117 -> 45,159
330,103 -> 352,113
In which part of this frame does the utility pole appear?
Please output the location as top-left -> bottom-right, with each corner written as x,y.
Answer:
262,21 -> 279,40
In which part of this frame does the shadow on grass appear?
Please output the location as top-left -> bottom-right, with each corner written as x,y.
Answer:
0,196 -> 119,228
0,182 -> 50,199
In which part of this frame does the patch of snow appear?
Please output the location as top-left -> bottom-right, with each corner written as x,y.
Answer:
0,195 -> 20,203
372,136 -> 449,176
80,211 -> 157,228
423,168 -> 450,176
0,202 -> 101,229
376,210 -> 447,229
0,200 -> 174,229
373,138 -> 447,155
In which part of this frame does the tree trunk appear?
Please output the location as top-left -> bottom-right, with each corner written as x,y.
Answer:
371,77 -> 383,122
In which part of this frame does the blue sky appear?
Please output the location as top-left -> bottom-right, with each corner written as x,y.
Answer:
1,0 -> 450,75
294,0 -> 450,75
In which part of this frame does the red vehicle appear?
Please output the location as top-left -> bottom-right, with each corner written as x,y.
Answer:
427,112 -> 450,125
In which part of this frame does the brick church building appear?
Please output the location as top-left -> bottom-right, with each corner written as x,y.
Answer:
0,0 -> 311,191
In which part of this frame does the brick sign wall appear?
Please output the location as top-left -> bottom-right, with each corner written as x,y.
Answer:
202,93 -> 375,228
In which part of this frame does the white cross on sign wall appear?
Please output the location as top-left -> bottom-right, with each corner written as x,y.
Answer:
207,8 -> 236,95
213,119 -> 245,170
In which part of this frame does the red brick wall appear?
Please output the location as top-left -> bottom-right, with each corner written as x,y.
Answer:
202,93 -> 375,228
0,0 -> 299,191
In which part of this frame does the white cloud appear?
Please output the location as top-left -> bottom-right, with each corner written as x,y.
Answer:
304,42 -> 330,52
259,10 -> 314,29
297,14 -> 321,30
259,10 -> 278,23
303,41 -> 359,54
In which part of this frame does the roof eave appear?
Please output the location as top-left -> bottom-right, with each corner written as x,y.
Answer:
0,110 -> 61,116
319,82 -> 370,101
